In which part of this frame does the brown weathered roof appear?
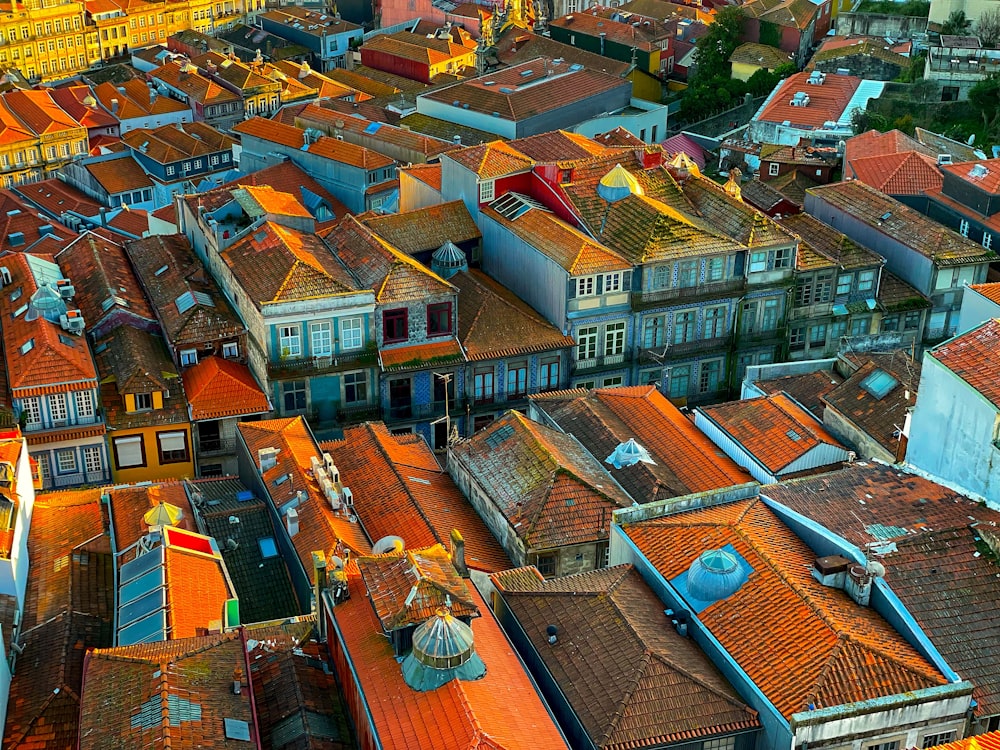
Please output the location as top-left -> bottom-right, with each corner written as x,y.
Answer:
360,200 -> 480,256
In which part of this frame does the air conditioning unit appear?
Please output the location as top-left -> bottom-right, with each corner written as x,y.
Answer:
55,279 -> 75,299
341,486 -> 353,508
60,310 -> 85,333
323,452 -> 339,484
258,446 -> 278,472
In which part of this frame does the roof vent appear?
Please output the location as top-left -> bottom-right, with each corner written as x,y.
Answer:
258,446 -> 279,472
401,607 -> 486,691
970,163 -> 989,178
686,549 -> 748,603
8,232 -> 24,247
605,438 -> 655,469
431,240 -> 468,278
937,153 -> 952,165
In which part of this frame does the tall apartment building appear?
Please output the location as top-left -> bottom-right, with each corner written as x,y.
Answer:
0,0 -> 100,81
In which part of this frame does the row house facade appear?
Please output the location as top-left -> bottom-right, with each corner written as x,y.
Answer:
178,185 -> 380,428
922,158 -> 1000,259
0,252 -> 110,489
149,59 -> 245,131
0,0 -> 100,81
0,90 -> 89,188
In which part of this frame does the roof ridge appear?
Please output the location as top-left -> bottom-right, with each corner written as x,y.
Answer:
599,649 -> 655,747
836,628 -> 946,683
159,659 -> 174,748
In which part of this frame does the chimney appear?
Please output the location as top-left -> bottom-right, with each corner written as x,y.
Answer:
232,666 -> 243,695
450,528 -> 468,578
285,506 -> 299,537
110,98 -> 119,114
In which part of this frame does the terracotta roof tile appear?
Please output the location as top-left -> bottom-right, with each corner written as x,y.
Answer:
17,178 -> 102,219
79,633 -> 257,749
743,0 -> 818,29
624,497 -> 950,718
812,37 -> 910,67
451,269 -> 574,361
926,733 -> 1000,750
0,252 -> 100,396
93,79 -> 190,119
763,463 -> 1000,715
451,411 -> 633,549
531,386 -> 751,502
379,338 -> 465,371
930,318 -> 1000,409
108,482 -> 196,551
401,162 -> 443,190
331,566 -> 569,750
969,282 -> 1000,305
697,392 -> 847,474
55,231 -> 157,330
755,369 -> 844,418
106,208 -> 149,237
0,190 -> 77,255
481,196 -> 632,275
325,67 -> 403,98
361,200 -> 480,256
729,42 -> 793,67
0,96 -> 39,147
849,151 -> 943,196
508,129 -> 616,163
163,536 -> 235,639
776,212 -> 882,268
3,89 -> 84,135
807,181 -> 997,265
363,29 -> 476,66
323,423 -> 511,573
844,128 -> 935,163
150,60 -> 243,107
492,564 -> 760,749
496,28 -> 632,76
182,356 -> 270,420
941,158 -> 1000,194
238,417 -> 372,569
445,140 -> 534,179
756,72 -> 862,129
122,121 -> 235,163
126,234 -> 245,348
85,156 -> 154,196
222,161 -> 349,226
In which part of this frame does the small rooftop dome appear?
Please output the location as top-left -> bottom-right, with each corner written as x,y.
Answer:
25,283 -> 68,324
597,163 -> 643,203
401,607 -> 486,691
431,240 -> 468,279
687,548 -> 748,603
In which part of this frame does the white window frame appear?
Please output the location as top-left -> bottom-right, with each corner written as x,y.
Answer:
134,392 -> 153,411
576,276 -> 596,297
49,393 -> 67,423
83,446 -> 102,474
340,317 -> 363,350
768,162 -> 780,176
984,233 -> 993,250
749,252 -> 767,273
311,321 -> 332,357
279,325 -> 301,358
36,453 -> 50,482
603,272 -> 622,293
21,397 -> 41,426
180,348 -> 198,366
222,341 -> 239,358
75,391 -> 94,418
113,435 -> 144,468
577,325 -> 598,360
604,321 -> 625,356
56,448 -> 77,473
478,180 -> 495,202
959,219 -> 970,237
858,270 -> 876,292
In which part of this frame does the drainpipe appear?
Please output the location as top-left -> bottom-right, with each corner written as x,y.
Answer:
600,32 -> 607,56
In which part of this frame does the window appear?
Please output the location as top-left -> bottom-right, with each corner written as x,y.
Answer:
904,311 -> 922,330
704,306 -> 726,339
643,316 -> 665,349
180,349 -> 198,366
83,446 -> 102,475
768,162 -> 780,176
604,272 -> 621,293
653,265 -> 670,289
311,322 -> 332,357
866,742 -> 899,750
922,734 -> 956,749
282,381 -> 306,413
75,391 -> 94,418
809,324 -> 826,345
677,260 -> 698,288
427,303 -> 452,336
474,369 -> 494,403
749,252 -> 767,273
157,431 -> 189,464
858,270 -> 876,292
539,358 -> 560,391
36,453 -> 50,484
133,392 -> 153,411
816,272 -> 833,302
382,308 -> 407,343
259,537 -> 279,559
851,317 -> 871,336
536,554 -> 556,577
707,257 -> 724,282
669,365 -> 690,398
577,326 -> 598,360
113,435 -> 145,469
166,165 -> 175,176
959,219 -> 970,237
673,310 -> 695,344
478,180 -> 495,202
774,247 -> 793,269
829,320 -> 847,342
223,342 -> 239,358
279,325 -> 301,357
703,738 -> 736,750
20,397 -> 41,426
836,274 -> 852,296
340,317 -> 363,350
576,276 -> 595,297
47,393 -> 67,423
473,414 -> 495,432
507,362 -> 527,397
881,314 -> 900,332
699,360 -> 721,393
985,233 -> 994,250
55,449 -> 77,474
790,326 -> 806,349
604,321 -> 625,356
343,371 -> 367,404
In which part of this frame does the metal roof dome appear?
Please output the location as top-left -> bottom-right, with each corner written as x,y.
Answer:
686,548 -> 748,603
430,240 -> 467,279
25,283 -> 68,323
401,607 -> 487,691
597,163 -> 643,203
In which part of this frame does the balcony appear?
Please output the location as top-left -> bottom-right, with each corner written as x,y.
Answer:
267,348 -> 376,378
197,437 -> 236,456
637,335 -> 732,362
631,279 -> 746,311
736,326 -> 785,346
24,414 -> 102,433
337,402 -> 381,425
51,469 -> 108,488
572,351 -> 631,374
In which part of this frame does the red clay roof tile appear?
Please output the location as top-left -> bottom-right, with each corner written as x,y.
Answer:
930,318 -> 1000,410
182,356 -> 270,420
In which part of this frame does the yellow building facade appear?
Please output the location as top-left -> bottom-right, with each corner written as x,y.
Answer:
0,0 -> 100,81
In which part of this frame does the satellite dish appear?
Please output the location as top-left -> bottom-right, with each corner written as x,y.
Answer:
968,133 -> 976,145
372,535 -> 405,555
330,555 -> 345,571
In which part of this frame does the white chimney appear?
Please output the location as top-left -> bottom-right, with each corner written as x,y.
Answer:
258,447 -> 278,472
285,506 -> 299,536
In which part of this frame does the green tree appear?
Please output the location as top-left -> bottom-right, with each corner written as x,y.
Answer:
691,6 -> 746,83
968,73 -> 1000,132
941,9 -> 971,34
909,77 -> 938,103
976,7 -> 1000,47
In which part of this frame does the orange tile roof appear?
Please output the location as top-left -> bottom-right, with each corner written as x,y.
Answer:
930,318 -> 1000,410
108,482 -> 196,551
756,72 -> 862,129
451,411 -> 633,550
3,89 -> 84,135
17,178 -> 102,219
379,338 -> 465,371
941,158 -> 1000,194
121,121 -> 235,164
969,282 -> 1000,305
48,85 -> 120,131
446,140 -> 534,179
238,417 -> 372,570
85,156 -> 154,196
402,162 -> 442,190
79,633 -> 256,749
0,190 -> 77,255
107,207 -> 149,237
331,567 -> 570,750
623,497 -> 950,718
182,356 -> 270,420
361,200 -> 480,256
848,150 -> 942,196
926,733 -> 1000,750
451,269 -> 575,360
0,96 -> 37,147
0,253 -> 100,396
843,128 -> 936,164
697,392 -> 847,474
151,60 -> 242,107
222,161 -> 349,227
531,386 -> 752,501
324,423 -> 511,573
164,541 -> 234,638
93,79 -> 191,120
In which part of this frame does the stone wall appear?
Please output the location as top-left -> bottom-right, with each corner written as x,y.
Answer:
836,12 -> 928,38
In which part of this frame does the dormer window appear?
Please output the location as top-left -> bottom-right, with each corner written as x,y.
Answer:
134,392 -> 153,411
